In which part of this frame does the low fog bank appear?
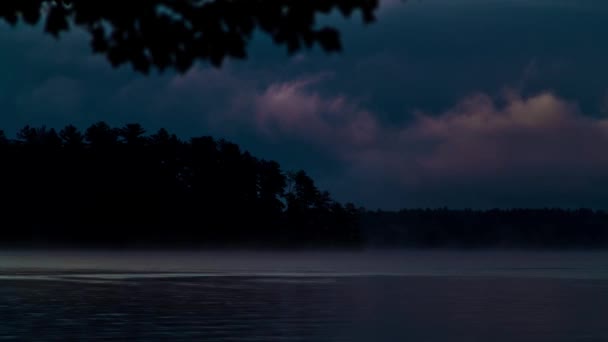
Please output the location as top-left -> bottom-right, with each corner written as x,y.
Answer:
1,249 -> 608,280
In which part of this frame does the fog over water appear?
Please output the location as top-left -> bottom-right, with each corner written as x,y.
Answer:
1,250 -> 608,279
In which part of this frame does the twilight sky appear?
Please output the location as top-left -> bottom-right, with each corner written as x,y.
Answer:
2,0 -> 608,210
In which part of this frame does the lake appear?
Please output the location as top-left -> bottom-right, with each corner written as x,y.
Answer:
1,250 -> 607,341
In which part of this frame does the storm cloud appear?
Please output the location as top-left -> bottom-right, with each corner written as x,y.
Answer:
238,73 -> 608,209
2,0 -> 608,209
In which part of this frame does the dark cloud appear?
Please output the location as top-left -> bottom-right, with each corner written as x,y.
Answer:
1,1 -> 608,209
228,74 -> 608,209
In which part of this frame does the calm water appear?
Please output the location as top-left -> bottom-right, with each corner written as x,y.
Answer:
1,250 -> 608,341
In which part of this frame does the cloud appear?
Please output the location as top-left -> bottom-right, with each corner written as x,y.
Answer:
13,59 -> 604,209
378,0 -> 408,12
252,73 -> 379,147
381,91 -> 608,207
16,76 -> 83,114
246,75 -> 608,208
403,91 -> 608,184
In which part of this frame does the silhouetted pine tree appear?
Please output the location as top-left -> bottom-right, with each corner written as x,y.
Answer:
0,122 -> 361,248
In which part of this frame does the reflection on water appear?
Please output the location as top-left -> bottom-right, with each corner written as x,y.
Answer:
0,251 -> 608,341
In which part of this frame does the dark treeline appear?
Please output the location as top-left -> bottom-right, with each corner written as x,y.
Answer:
361,208 -> 608,249
2,122 -> 608,249
0,123 -> 360,248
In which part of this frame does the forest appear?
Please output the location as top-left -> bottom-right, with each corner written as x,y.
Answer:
0,123 -> 361,248
1,122 -> 607,249
361,208 -> 608,249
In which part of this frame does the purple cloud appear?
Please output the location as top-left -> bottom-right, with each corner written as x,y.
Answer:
406,91 -> 608,184
239,75 -> 608,207
252,73 -> 379,147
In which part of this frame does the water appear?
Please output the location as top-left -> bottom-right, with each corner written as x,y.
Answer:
1,250 -> 608,341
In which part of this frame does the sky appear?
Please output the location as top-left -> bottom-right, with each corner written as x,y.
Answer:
1,0 -> 608,210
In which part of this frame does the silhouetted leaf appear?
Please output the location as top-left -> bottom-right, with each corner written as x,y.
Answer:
0,0 -> 379,74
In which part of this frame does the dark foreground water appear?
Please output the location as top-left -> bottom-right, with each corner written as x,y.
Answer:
1,250 -> 608,341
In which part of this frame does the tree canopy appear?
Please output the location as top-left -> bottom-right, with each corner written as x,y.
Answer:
0,0 -> 379,74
